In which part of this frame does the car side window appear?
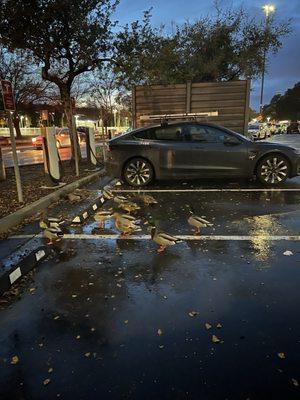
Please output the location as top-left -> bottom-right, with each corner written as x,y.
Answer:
187,125 -> 228,143
133,129 -> 155,140
154,125 -> 184,141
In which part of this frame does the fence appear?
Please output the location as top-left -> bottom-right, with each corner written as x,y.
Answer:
132,80 -> 251,134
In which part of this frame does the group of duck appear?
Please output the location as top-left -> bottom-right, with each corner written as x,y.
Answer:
39,187 -> 213,252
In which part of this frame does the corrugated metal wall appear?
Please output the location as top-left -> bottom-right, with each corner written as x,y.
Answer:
133,80 -> 250,134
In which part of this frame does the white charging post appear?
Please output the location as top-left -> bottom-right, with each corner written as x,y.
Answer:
44,127 -> 61,182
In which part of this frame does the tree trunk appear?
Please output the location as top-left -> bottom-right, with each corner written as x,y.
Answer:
0,146 -> 6,181
59,85 -> 81,161
13,117 -> 22,139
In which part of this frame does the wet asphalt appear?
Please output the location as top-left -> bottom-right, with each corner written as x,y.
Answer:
1,175 -> 300,399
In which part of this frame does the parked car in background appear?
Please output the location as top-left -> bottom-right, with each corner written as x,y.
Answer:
106,121 -> 300,187
32,128 -> 85,149
248,123 -> 264,140
287,121 -> 300,134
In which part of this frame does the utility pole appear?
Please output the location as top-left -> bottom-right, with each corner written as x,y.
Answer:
259,4 -> 276,115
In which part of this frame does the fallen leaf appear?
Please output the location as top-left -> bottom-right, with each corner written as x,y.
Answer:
124,320 -> 128,324
29,288 -> 36,294
216,323 -> 222,328
212,335 -> 221,343
205,323 -> 212,330
85,352 -> 91,358
188,311 -> 199,317
278,352 -> 286,359
283,250 -> 293,256
43,378 -> 51,386
159,345 -> 164,349
91,327 -> 96,332
76,335 -> 81,340
11,355 -> 19,365
72,294 -> 77,298
291,378 -> 299,387
48,368 -> 53,373
53,316 -> 60,320
157,328 -> 163,336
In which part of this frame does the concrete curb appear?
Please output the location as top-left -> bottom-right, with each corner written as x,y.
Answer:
0,169 -> 105,235
0,246 -> 51,296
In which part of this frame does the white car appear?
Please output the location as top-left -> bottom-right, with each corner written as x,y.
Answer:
248,124 -> 266,140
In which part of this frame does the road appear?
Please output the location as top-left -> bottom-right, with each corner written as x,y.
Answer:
1,142 -> 104,168
0,174 -> 300,399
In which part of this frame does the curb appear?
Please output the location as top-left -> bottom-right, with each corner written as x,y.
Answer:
0,169 -> 105,235
0,246 -> 50,296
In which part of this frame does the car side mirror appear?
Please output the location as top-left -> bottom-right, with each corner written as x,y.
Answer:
224,136 -> 241,146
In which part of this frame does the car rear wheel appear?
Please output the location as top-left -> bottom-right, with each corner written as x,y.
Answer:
123,158 -> 154,187
257,154 -> 290,186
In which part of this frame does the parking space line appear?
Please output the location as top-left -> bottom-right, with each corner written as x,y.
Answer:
10,234 -> 300,241
112,188 -> 300,193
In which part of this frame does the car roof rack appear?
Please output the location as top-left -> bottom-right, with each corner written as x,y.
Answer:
139,112 -> 219,126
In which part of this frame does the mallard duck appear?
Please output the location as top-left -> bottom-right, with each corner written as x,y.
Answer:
150,226 -> 181,253
39,216 -> 65,230
113,195 -> 127,204
139,194 -> 158,206
94,210 -> 114,228
188,214 -> 213,234
114,213 -> 141,235
67,192 -> 81,203
118,201 -> 140,213
44,227 -> 64,245
102,188 -> 114,200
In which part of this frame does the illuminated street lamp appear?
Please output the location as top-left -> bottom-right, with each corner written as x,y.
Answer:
259,4 -> 276,115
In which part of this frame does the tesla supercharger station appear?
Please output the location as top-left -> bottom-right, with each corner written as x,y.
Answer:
43,127 -> 61,183
86,127 -> 97,167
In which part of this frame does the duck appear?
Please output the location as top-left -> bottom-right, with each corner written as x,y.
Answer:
94,210 -> 114,228
113,195 -> 127,204
39,216 -> 65,230
139,194 -> 158,206
114,213 -> 141,235
187,214 -> 213,234
44,227 -> 64,245
150,226 -> 181,253
118,201 -> 140,214
67,192 -> 82,203
102,188 -> 114,200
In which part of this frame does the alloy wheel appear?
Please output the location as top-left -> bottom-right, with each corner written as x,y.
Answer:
124,159 -> 153,186
258,156 -> 289,185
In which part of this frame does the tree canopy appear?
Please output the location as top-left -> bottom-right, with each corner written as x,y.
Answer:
263,82 -> 300,120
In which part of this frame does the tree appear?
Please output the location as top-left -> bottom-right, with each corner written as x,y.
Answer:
0,0 -> 118,161
0,47 -> 52,138
263,82 -> 300,120
115,8 -> 291,88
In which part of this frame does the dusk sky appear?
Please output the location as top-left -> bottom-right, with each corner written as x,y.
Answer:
114,0 -> 300,110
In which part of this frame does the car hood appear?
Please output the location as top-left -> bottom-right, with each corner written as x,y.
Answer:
254,141 -> 296,152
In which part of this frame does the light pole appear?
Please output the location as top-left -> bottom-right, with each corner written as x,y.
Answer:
259,4 -> 276,115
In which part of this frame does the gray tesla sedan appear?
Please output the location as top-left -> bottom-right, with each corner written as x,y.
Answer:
105,121 -> 300,187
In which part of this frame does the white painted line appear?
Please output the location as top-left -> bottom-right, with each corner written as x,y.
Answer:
92,204 -> 98,211
112,188 -> 300,193
82,212 -> 88,219
100,197 -> 105,203
72,216 -> 81,223
10,234 -> 300,241
9,267 -> 22,284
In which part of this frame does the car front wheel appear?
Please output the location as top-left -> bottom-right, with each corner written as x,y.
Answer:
123,158 -> 154,187
257,154 -> 290,186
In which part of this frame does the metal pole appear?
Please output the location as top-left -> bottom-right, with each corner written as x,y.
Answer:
260,12 -> 271,115
72,113 -> 79,177
7,112 -> 23,203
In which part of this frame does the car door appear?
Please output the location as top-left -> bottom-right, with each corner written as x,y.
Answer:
151,124 -> 193,178
185,124 -> 249,177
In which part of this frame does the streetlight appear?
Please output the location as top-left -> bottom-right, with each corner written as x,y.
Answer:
259,4 -> 276,115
